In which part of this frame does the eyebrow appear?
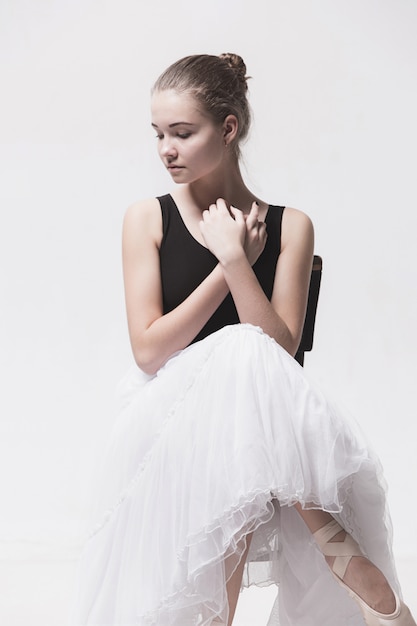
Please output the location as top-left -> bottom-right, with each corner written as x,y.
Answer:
151,122 -> 196,128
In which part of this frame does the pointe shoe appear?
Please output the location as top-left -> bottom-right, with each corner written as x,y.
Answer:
313,520 -> 416,626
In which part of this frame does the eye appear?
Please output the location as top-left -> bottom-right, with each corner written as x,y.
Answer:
177,132 -> 191,139
155,133 -> 164,140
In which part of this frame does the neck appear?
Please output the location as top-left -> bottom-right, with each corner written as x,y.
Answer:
182,160 -> 257,214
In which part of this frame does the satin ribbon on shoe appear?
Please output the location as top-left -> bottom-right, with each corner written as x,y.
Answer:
313,520 -> 416,626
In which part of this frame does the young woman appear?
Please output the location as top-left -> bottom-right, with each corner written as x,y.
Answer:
70,54 -> 415,626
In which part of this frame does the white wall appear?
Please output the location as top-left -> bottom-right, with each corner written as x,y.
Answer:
1,0 -> 416,566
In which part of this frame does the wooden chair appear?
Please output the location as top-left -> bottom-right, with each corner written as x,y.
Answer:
294,255 -> 322,366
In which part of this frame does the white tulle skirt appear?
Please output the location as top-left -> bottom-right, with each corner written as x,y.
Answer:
69,324 -> 400,626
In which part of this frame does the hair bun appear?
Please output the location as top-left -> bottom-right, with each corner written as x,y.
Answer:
219,53 -> 249,91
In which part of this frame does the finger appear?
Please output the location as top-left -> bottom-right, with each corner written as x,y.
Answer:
229,205 -> 245,224
259,221 -> 268,242
246,201 -> 259,228
216,198 -> 229,213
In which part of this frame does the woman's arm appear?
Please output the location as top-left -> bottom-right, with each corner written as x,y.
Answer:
123,198 -> 231,375
200,201 -> 314,356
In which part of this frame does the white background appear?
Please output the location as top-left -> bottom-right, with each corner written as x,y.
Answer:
1,0 -> 416,623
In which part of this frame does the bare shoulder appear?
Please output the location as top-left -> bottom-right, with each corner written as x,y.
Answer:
124,197 -> 162,229
281,206 -> 314,251
123,197 -> 163,246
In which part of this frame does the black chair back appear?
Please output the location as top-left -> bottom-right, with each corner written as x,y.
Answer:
294,255 -> 322,366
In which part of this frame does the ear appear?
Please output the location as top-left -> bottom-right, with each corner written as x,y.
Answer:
222,114 -> 239,147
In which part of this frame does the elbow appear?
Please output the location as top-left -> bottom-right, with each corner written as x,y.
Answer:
286,337 -> 302,359
137,361 -> 160,377
278,326 -> 302,358
132,345 -> 164,376
269,332 -> 299,358
129,324 -> 172,375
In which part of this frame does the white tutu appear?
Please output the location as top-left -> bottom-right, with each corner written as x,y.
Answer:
70,324 -> 400,626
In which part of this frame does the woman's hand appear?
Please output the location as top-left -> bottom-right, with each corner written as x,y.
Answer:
199,198 -> 246,265
199,199 -> 267,266
241,202 -> 267,266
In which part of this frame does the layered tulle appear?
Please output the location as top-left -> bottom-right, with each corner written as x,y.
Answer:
69,324 -> 400,626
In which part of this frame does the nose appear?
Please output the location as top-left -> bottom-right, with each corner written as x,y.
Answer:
160,137 -> 177,160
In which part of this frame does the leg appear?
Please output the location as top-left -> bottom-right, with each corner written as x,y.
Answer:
294,503 -> 417,624
223,532 -> 253,626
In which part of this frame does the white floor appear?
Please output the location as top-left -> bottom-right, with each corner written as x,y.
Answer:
0,552 -> 416,626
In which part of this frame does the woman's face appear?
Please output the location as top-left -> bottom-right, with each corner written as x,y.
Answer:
151,89 -> 226,184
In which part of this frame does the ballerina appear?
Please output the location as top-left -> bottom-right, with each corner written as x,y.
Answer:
69,53 -> 415,626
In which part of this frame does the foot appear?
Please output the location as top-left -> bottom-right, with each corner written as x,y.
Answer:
313,520 -> 417,625
326,530 -> 396,614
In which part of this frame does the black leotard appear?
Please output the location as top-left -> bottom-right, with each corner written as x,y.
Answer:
158,194 -> 284,344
